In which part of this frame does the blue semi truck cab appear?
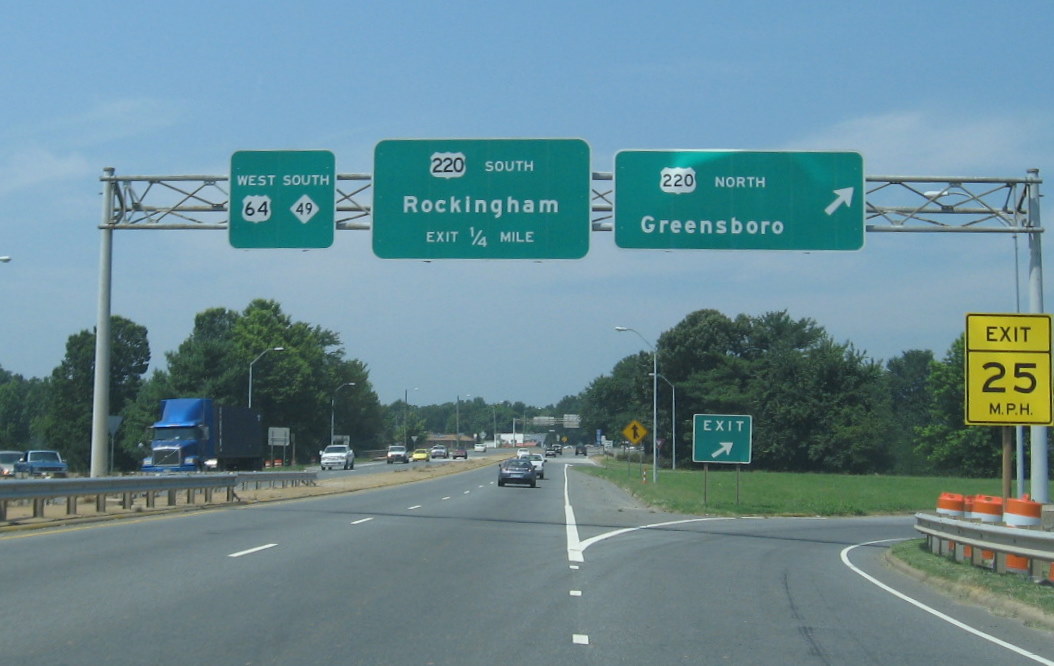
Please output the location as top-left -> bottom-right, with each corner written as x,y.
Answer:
142,398 -> 263,473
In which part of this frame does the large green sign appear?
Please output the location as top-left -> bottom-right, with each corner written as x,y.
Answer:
372,139 -> 591,259
615,151 -> 864,251
229,150 -> 335,249
693,414 -> 752,464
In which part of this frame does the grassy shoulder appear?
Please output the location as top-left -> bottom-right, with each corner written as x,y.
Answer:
890,539 -> 1054,625
577,456 -> 1019,516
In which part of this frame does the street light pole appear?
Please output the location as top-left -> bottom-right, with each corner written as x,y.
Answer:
456,394 -> 471,449
652,372 -> 677,471
330,382 -> 356,447
616,326 -> 658,485
403,387 -> 418,447
248,346 -> 285,409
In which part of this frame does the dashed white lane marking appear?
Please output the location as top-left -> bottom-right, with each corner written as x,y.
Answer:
351,518 -> 373,525
228,544 -> 277,558
464,490 -> 471,494
572,634 -> 589,645
441,497 -> 451,501
569,590 -> 582,597
408,505 -> 422,510
841,539 -> 1054,665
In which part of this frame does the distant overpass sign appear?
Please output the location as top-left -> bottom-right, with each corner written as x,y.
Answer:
965,313 -> 1053,425
615,150 -> 864,251
372,138 -> 591,259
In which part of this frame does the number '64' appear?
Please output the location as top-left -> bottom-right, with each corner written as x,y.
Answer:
982,361 -> 1038,393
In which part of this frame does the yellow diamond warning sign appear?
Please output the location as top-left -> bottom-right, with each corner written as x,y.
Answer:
622,420 -> 648,445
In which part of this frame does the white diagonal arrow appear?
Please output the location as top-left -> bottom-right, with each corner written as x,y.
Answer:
712,441 -> 734,458
825,187 -> 854,215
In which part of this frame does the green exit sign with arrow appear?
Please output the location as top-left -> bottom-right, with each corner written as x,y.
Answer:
693,414 -> 752,464
615,150 -> 863,251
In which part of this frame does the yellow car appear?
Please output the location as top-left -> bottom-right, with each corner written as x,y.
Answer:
411,449 -> 430,462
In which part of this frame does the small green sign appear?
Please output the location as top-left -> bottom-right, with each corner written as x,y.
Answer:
693,414 -> 752,464
615,150 -> 863,251
229,150 -> 335,248
372,138 -> 591,259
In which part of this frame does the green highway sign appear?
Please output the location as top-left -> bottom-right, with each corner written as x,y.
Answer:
693,414 -> 752,464
614,150 -> 864,251
229,150 -> 335,248
372,138 -> 591,259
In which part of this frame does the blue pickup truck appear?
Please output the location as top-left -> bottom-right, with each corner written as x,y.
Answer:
14,450 -> 69,477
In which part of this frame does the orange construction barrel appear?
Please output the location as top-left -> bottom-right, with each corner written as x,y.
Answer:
936,492 -> 965,518
1004,495 -> 1043,576
971,495 -> 1003,524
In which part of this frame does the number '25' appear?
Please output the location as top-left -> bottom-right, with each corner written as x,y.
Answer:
982,362 -> 1038,393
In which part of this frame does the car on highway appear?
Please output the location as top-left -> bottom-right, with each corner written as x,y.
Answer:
544,444 -> 561,457
411,449 -> 430,462
474,443 -> 487,453
319,444 -> 355,470
387,445 -> 410,464
575,444 -> 588,456
15,450 -> 69,477
497,458 -> 537,487
516,448 -> 531,459
525,453 -> 546,479
452,447 -> 468,459
0,450 -> 22,478
429,444 -> 449,459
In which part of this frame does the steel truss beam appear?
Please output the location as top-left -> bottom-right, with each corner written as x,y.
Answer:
99,171 -> 1042,234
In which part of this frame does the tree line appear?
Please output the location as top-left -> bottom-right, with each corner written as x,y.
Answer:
0,302 -> 1023,477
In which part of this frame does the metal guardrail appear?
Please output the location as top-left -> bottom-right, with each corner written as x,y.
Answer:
0,471 -> 317,522
914,512 -> 1054,580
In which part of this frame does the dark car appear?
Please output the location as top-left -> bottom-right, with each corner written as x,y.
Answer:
497,458 -> 537,488
545,444 -> 561,457
575,444 -> 588,456
451,447 -> 468,459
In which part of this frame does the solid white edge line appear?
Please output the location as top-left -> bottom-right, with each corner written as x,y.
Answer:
228,543 -> 277,558
564,465 -> 583,562
841,539 -> 1054,665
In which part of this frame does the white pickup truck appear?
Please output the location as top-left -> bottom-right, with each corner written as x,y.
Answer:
319,444 -> 355,470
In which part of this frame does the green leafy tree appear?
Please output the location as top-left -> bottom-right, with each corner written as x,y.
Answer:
0,367 -> 46,449
885,349 -> 936,474
37,316 -> 149,471
916,336 -> 1001,476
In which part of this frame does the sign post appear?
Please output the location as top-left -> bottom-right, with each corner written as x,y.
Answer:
615,150 -> 863,251
694,414 -> 752,506
965,313 -> 1053,499
372,138 -> 591,259
229,150 -> 335,249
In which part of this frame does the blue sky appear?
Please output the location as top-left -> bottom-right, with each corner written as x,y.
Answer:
1,1 -> 1052,407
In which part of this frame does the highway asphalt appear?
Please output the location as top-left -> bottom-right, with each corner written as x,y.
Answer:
3,458 -> 1052,665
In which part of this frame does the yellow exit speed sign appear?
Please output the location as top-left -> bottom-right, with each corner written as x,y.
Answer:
965,313 -> 1053,425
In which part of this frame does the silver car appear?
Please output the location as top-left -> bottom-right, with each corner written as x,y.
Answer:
0,450 -> 22,478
